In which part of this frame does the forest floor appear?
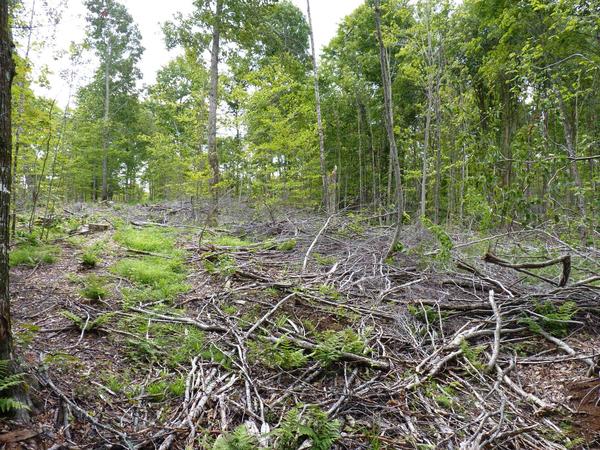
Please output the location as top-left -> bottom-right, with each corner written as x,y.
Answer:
0,200 -> 599,449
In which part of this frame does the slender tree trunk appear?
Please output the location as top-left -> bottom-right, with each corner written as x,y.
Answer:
207,0 -> 222,219
0,0 -> 16,370
11,0 -> 36,238
421,83 -> 433,218
555,88 -> 585,217
306,0 -> 329,214
29,102 -> 55,232
374,0 -> 404,257
356,98 -> 364,207
433,76 -> 442,224
358,99 -> 377,209
101,2 -> 111,202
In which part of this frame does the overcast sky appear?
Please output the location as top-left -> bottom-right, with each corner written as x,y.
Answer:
20,0 -> 364,106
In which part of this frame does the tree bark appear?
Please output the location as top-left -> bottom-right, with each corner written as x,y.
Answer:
306,0 -> 330,214
374,0 -> 404,257
101,0 -> 112,202
0,0 -> 16,366
205,0 -> 222,221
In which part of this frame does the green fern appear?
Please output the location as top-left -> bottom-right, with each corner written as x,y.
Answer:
274,406 -> 340,450
520,301 -> 577,337
252,337 -> 308,370
213,425 -> 258,450
0,360 -> 28,414
313,329 -> 368,367
61,310 -> 113,332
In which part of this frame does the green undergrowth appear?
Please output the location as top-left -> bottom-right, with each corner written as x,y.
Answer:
520,301 -> 577,337
79,274 -> 110,301
203,253 -> 237,277
111,226 -> 191,305
250,327 -> 370,370
10,241 -> 61,267
61,310 -> 114,332
207,233 -> 297,253
212,406 -> 340,450
114,226 -> 178,255
118,311 -> 231,369
99,368 -> 185,402
210,235 -> 254,247
113,257 -> 190,304
81,239 -> 108,268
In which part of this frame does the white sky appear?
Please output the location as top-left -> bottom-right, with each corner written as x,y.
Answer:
19,0 -> 364,106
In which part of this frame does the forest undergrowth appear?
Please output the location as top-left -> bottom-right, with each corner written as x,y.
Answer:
1,200 -> 599,449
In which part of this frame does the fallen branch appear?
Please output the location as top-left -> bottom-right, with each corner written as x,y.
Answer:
486,290 -> 501,371
38,365 -> 134,449
484,252 -> 571,287
302,215 -> 334,272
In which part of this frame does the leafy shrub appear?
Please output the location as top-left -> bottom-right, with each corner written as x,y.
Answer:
421,216 -> 453,260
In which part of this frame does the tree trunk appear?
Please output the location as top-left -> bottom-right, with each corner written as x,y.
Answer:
101,1 -> 111,202
374,0 -> 404,257
207,0 -> 222,219
306,0 -> 330,214
421,82 -> 433,218
433,75 -> 442,224
11,0 -> 36,238
555,88 -> 586,218
356,98 -> 364,207
0,0 -> 16,368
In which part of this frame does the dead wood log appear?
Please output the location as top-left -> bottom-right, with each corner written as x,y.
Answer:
484,251 -> 571,287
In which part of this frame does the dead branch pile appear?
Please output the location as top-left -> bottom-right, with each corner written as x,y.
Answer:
20,206 -> 600,448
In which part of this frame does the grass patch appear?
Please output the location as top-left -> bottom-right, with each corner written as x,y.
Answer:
112,257 -> 189,304
112,257 -> 184,286
114,226 -> 177,254
10,243 -> 61,267
79,275 -> 109,301
211,235 -> 253,247
276,239 -> 297,251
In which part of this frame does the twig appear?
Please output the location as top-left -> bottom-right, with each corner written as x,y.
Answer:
486,290 -> 501,371
302,215 -> 334,272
